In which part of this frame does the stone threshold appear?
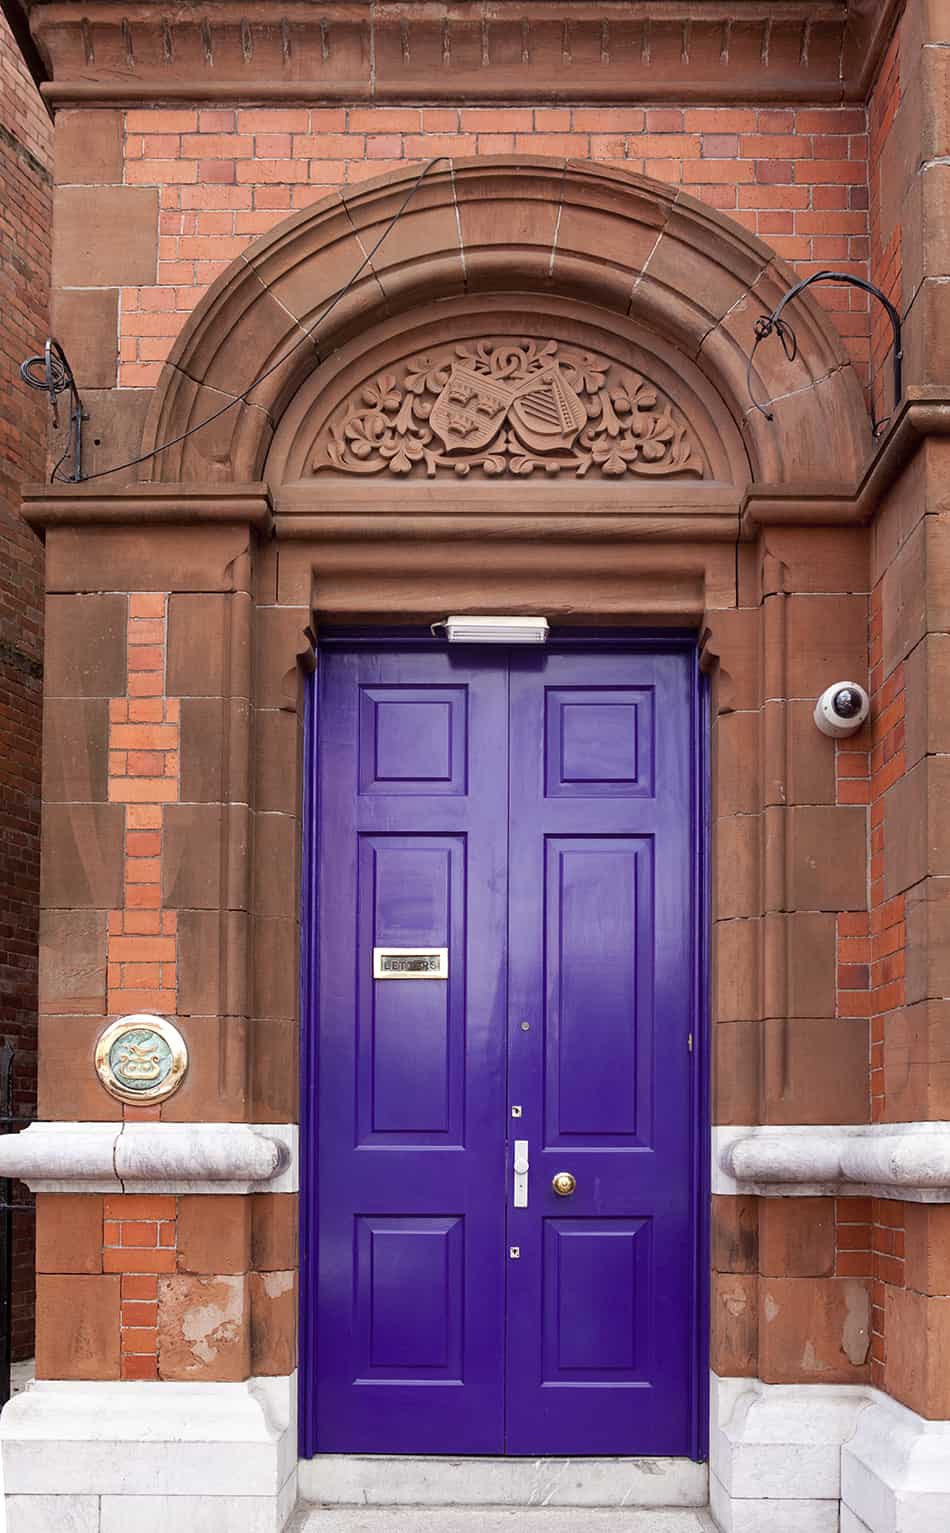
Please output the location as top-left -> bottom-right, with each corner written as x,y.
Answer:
297,1456 -> 708,1510
291,1511 -> 716,1533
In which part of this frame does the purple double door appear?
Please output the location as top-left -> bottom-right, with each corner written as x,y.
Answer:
310,641 -> 699,1457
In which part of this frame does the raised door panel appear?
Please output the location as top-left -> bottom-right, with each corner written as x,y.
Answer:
356,1217 -> 464,1381
545,836 -> 654,1147
357,837 -> 465,1144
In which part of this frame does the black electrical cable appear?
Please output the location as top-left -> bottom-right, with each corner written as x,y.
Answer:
64,156 -> 451,485
746,269 -> 903,440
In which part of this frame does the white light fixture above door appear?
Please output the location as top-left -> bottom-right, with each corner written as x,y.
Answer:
433,616 -> 550,644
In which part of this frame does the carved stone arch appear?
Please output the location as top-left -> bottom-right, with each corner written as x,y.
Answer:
142,158 -> 872,487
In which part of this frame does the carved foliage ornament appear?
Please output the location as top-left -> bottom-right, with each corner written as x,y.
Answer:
311,339 -> 704,481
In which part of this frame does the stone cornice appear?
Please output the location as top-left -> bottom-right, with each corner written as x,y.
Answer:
21,481 -> 273,532
17,0 -> 899,108
742,388 -> 950,532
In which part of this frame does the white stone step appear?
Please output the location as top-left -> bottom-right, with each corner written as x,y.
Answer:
291,1511 -> 717,1533
298,1456 -> 708,1510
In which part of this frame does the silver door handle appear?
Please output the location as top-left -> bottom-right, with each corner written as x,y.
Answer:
513,1139 -> 529,1208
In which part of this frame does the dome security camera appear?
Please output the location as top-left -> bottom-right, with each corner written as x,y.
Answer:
814,681 -> 870,738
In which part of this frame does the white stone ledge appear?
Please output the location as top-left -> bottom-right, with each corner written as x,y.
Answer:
0,1122 -> 298,1194
714,1123 -> 950,1202
0,1379 -> 297,1508
712,1373 -> 950,1533
843,1391 -> 950,1533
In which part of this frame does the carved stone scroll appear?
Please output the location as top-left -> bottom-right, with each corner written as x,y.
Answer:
310,338 -> 704,482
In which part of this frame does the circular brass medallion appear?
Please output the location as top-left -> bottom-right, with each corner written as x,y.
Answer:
94,1014 -> 188,1106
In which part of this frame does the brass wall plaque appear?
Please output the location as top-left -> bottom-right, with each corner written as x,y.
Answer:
373,947 -> 448,980
95,1014 -> 188,1105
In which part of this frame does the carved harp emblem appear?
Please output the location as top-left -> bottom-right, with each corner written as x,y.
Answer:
508,365 -> 587,453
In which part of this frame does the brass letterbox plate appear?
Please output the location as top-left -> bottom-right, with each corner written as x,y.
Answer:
373,947 -> 448,979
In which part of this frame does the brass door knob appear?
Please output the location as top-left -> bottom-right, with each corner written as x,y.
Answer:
551,1171 -> 577,1197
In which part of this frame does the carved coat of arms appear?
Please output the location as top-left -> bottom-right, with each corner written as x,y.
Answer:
311,338 -> 702,481
428,358 -> 588,456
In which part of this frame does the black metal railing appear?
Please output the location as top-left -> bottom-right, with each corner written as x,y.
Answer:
0,1044 -> 35,1411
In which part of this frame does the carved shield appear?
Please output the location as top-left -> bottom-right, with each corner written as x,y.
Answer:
429,364 -> 518,452
509,365 -> 587,453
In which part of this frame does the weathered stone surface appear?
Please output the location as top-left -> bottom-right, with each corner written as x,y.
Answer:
43,698 -> 109,804
250,1269 -> 296,1375
783,595 -> 868,698
905,635 -> 950,769
251,1194 -> 298,1273
53,186 -> 158,288
177,1195 -> 251,1276
177,909 -> 249,1019
40,804 -> 125,910
167,593 -> 252,700
159,1017 -> 250,1124
782,806 -> 868,912
162,804 -> 250,912
906,878 -> 950,1006
762,699 -> 837,809
883,1001 -> 950,1123
44,595 -> 127,698
763,912 -> 837,1021
35,1194 -> 103,1275
764,1018 -> 869,1125
711,1273 -> 758,1377
55,110 -> 122,184
50,289 -> 119,391
758,1277 -> 870,1385
714,815 -> 761,921
44,525 -> 254,598
157,1274 -> 250,1382
885,1286 -> 950,1419
759,1199 -> 835,1279
713,1020 -> 761,1127
38,909 -> 107,1015
36,1275 -> 120,1380
38,1016 -> 122,1123
711,1196 -> 758,1276
904,1204 -> 950,1298
715,919 -> 760,1023
178,697 -> 252,805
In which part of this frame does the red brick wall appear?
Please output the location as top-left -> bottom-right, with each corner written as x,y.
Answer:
115,104 -> 873,395
0,11 -> 52,1363
107,594 -> 180,1051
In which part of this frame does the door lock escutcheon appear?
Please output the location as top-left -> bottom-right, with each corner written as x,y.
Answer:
551,1171 -> 577,1197
513,1139 -> 529,1208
